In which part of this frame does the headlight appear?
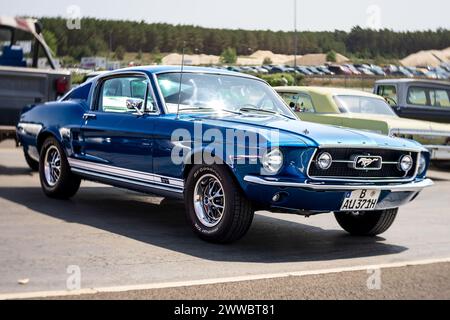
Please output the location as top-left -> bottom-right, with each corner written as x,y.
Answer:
261,148 -> 283,175
398,155 -> 414,172
316,152 -> 333,170
418,153 -> 427,175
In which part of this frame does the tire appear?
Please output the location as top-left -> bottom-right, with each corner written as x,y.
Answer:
334,208 -> 398,236
185,165 -> 254,244
24,149 -> 39,171
39,137 -> 81,199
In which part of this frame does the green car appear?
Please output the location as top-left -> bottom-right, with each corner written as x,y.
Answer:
275,86 -> 450,162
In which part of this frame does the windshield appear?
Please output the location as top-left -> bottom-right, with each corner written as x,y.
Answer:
156,72 -> 295,118
334,95 -> 397,116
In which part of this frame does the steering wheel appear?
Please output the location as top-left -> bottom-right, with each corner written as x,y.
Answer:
384,97 -> 397,106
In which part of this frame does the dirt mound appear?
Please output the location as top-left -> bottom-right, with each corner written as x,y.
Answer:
285,53 -> 349,66
162,53 -> 220,65
401,47 -> 450,67
161,50 -> 296,66
247,50 -> 296,65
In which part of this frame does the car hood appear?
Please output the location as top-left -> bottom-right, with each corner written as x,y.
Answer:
182,113 -> 424,150
342,113 -> 450,135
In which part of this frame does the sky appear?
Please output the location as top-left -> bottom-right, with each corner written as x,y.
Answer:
1,0 -> 449,32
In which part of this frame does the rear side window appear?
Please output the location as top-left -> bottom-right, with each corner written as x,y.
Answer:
63,83 -> 92,102
407,86 -> 450,108
280,92 -> 316,113
431,89 -> 450,107
407,87 -> 428,106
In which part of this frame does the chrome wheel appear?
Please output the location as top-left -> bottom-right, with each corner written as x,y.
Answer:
193,174 -> 226,228
44,146 -> 61,187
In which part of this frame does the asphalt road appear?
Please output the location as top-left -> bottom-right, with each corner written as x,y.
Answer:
47,262 -> 450,300
1,141 -> 450,299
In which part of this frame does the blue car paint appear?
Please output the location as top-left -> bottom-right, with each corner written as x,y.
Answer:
17,66 -> 431,214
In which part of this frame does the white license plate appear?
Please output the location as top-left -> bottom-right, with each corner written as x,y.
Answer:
340,190 -> 381,211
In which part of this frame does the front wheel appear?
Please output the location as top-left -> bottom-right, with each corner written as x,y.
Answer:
185,165 -> 254,244
334,208 -> 398,236
39,137 -> 81,199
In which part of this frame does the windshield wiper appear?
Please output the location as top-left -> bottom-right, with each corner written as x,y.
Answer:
238,107 -> 292,119
178,107 -> 242,115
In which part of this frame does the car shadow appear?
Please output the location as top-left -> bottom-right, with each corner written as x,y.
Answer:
0,165 -> 33,176
0,186 -> 407,263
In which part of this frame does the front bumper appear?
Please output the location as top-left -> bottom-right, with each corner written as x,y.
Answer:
244,176 -> 434,192
243,176 -> 434,212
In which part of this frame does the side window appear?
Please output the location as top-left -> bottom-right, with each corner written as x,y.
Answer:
431,89 -> 450,108
377,85 -> 397,106
280,93 -> 299,110
297,94 -> 316,113
407,86 -> 428,106
98,76 -> 155,113
280,92 -> 315,113
63,83 -> 92,102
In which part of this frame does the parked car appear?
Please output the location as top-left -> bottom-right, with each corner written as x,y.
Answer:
276,86 -> 450,162
368,65 -> 386,76
328,65 -> 353,76
357,67 -> 375,76
16,66 -> 432,243
317,66 -> 334,75
295,66 -> 314,76
306,66 -> 324,75
0,17 -> 71,144
387,66 -> 414,77
344,64 -> 361,75
252,66 -> 269,74
374,79 -> 450,124
269,66 -> 288,74
227,66 -> 242,72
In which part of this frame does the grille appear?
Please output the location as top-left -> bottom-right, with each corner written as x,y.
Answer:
308,148 -> 418,180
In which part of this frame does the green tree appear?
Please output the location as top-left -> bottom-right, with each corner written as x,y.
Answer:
262,57 -> 273,65
136,50 -> 143,60
220,47 -> 237,64
152,48 -> 163,64
115,45 -> 126,60
42,30 -> 58,55
326,50 -> 337,62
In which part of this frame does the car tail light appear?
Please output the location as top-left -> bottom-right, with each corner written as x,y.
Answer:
55,77 -> 69,95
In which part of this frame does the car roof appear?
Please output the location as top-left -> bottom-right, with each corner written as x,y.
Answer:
109,65 -> 259,80
274,86 -> 384,99
375,78 -> 450,86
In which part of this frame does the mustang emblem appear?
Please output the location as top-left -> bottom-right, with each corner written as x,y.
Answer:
358,157 -> 379,168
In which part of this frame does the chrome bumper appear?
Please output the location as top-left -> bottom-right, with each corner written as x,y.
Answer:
243,176 -> 434,192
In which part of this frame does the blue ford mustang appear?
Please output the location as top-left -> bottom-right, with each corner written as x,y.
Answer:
16,66 -> 433,243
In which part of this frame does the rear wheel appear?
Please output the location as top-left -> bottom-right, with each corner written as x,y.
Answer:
39,137 -> 81,199
24,149 -> 39,171
334,208 -> 398,236
185,165 -> 254,244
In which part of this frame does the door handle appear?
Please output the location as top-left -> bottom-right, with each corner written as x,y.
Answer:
83,113 -> 97,120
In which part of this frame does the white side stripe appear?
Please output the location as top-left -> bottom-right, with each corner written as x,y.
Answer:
68,158 -> 184,188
